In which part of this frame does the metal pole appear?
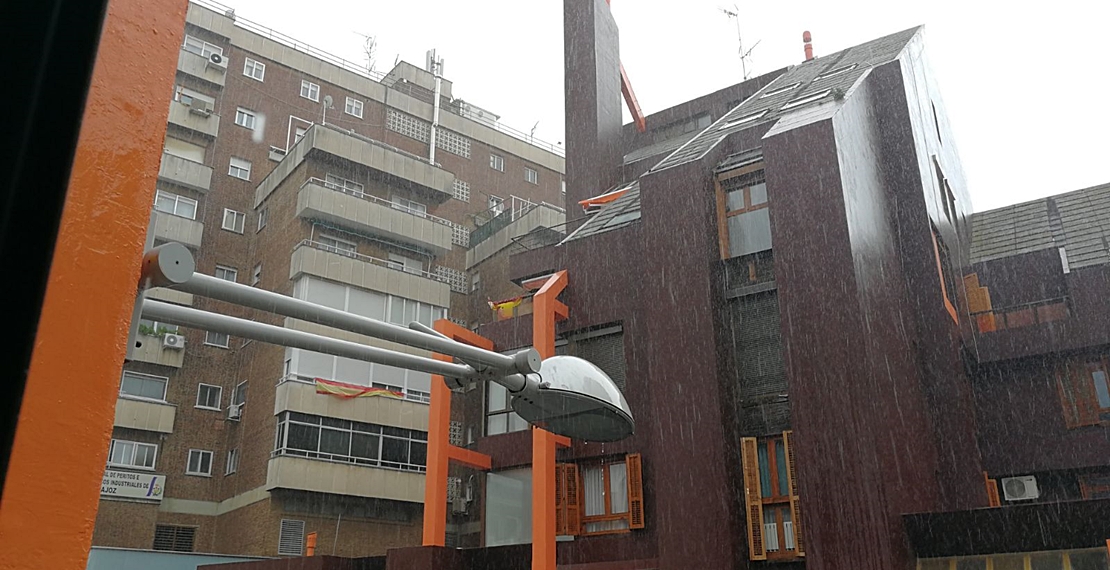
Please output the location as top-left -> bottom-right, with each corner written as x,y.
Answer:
429,52 -> 441,165
141,300 -> 476,379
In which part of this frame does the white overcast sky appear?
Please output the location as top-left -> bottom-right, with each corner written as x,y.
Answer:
218,0 -> 1108,212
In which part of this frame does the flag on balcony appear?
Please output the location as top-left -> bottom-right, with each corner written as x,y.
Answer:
488,296 -> 524,318
314,378 -> 404,400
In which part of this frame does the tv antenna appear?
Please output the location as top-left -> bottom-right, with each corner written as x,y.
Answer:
719,5 -> 760,80
353,31 -> 377,74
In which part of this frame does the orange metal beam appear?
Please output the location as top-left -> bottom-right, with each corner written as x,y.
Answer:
0,0 -> 188,568
620,63 -> 647,133
447,445 -> 492,471
423,319 -> 495,547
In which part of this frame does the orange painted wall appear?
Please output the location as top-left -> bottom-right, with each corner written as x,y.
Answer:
0,0 -> 188,568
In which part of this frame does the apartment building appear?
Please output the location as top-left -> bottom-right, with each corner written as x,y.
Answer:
93,0 -> 565,558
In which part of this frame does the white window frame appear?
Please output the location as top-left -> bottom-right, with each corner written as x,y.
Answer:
154,190 -> 198,220
257,208 -> 268,232
119,371 -> 169,402
300,80 -> 320,102
186,449 -> 214,477
251,263 -> 262,286
294,126 -> 307,144
324,174 -> 364,196
228,157 -> 252,181
215,265 -> 238,282
391,195 -> 427,217
242,58 -> 265,81
471,272 -> 481,293
222,209 -> 246,233
108,439 -> 158,470
317,234 -> 357,256
205,331 -> 230,348
490,153 -> 505,172
388,252 -> 424,275
234,108 -> 256,129
226,449 -> 240,475
344,97 -> 363,118
183,35 -> 222,58
525,166 -> 538,185
196,384 -> 222,410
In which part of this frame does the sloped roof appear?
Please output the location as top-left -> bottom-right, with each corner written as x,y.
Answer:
970,182 -> 1110,270
561,180 -> 641,243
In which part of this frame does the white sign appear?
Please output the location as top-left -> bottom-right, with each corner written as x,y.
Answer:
101,469 -> 165,501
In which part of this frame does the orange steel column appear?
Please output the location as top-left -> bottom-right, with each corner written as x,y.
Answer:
532,271 -> 569,570
0,0 -> 187,568
423,320 -> 494,546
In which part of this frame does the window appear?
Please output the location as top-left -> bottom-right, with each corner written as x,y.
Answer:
233,381 -> 248,406
234,108 -> 256,129
1058,357 -> 1110,428
344,96 -> 363,118
489,153 -> 504,172
317,234 -> 357,256
324,174 -> 364,196
486,381 -> 529,435
228,157 -> 251,180
300,80 -> 320,102
525,166 -> 538,185
186,449 -> 213,476
931,225 -> 959,324
488,195 -> 504,216
138,318 -> 178,336
815,63 -> 858,80
205,331 -> 230,348
294,126 -> 307,143
257,208 -> 268,232
222,209 -> 246,233
251,263 -> 262,286
391,195 -> 427,217
273,412 -> 428,471
196,384 -> 222,410
554,455 -> 644,537
153,190 -> 198,220
781,89 -> 831,110
153,525 -> 196,552
182,35 -> 222,58
226,448 -> 240,475
173,86 -> 213,109
108,439 -> 157,470
278,519 -> 306,556
471,272 -> 481,293
119,371 -> 168,401
715,165 -> 770,258
760,82 -> 801,98
215,265 -> 238,282
741,432 -> 804,560
388,253 -> 424,275
164,137 -> 206,162
243,57 -> 265,81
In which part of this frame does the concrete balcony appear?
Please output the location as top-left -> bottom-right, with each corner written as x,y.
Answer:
274,380 -> 428,432
129,332 -> 186,368
158,152 -> 212,193
290,241 -> 451,308
145,287 -> 194,306
152,210 -> 204,249
176,48 -> 227,87
266,455 -> 424,503
167,101 -> 220,138
467,202 -> 566,269
114,397 -> 176,433
296,179 -> 453,254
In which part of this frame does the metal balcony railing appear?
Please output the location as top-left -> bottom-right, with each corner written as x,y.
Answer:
300,177 -> 454,228
971,296 -> 1070,333
471,200 -> 565,248
296,239 -> 450,285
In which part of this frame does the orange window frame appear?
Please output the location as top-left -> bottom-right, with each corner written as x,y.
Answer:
579,461 -> 632,536
931,226 -> 959,325
758,437 -> 795,560
715,163 -> 766,260
1057,356 -> 1110,428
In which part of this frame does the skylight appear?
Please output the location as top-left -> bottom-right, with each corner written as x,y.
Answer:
815,63 -> 859,81
760,82 -> 801,99
724,110 -> 768,127
781,90 -> 832,110
603,210 -> 641,228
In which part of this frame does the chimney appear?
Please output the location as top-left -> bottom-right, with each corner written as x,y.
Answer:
803,31 -> 814,61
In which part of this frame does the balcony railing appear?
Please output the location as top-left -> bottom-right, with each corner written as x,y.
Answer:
972,297 -> 1070,334
278,373 -> 431,404
301,177 -> 454,228
471,200 -> 565,247
296,239 -> 450,285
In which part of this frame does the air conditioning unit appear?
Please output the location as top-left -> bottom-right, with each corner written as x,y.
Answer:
206,52 -> 227,70
451,497 -> 468,515
227,404 -> 243,421
1001,475 -> 1040,501
162,334 -> 186,349
188,98 -> 213,116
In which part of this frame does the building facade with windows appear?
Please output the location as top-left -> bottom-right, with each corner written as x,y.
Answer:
92,0 -> 565,559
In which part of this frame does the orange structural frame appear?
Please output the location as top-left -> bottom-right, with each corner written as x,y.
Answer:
0,0 -> 189,568
422,321 -> 494,546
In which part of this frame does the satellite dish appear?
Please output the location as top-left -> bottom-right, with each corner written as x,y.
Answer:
511,356 -> 634,443
323,95 -> 333,107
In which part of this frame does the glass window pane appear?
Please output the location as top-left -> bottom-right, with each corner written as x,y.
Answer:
351,433 -> 379,460
763,509 -> 780,552
154,193 -> 175,213
581,465 -> 605,516
750,182 -> 768,205
373,364 -> 405,387
287,424 -> 319,451
418,304 -> 433,327
484,469 -> 532,547
335,357 -> 371,385
307,279 -> 346,310
609,462 -> 628,514
727,208 -> 773,257
110,441 -> 133,464
757,441 -> 771,498
296,350 -> 333,380
381,438 -> 408,464
407,371 -> 431,393
776,442 -> 789,496
487,414 -> 507,436
508,412 -> 530,433
177,199 -> 197,219
726,189 -> 745,211
135,444 -> 156,468
404,300 -> 417,325
409,441 -> 427,466
348,289 -> 386,320
488,382 -> 508,412
1092,370 -> 1110,408
389,297 -> 405,324
319,428 -> 351,456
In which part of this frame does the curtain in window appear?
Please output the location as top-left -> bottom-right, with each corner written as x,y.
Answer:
582,465 -> 605,517
609,463 -> 628,514
757,441 -> 771,497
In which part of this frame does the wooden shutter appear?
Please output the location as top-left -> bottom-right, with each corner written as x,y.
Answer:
741,437 -> 766,560
626,453 -> 645,530
782,431 -> 804,557
1058,361 -> 1100,428
564,463 -> 581,536
555,463 -> 567,535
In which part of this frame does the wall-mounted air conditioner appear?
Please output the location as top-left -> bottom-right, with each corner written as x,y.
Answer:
206,52 -> 227,71
227,403 -> 243,421
162,334 -> 186,349
1001,475 -> 1040,501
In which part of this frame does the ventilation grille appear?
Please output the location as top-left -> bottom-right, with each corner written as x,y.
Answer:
447,476 -> 463,502
386,110 -> 472,158
153,525 -> 196,552
563,330 -> 627,392
435,266 -> 469,294
453,179 -> 471,203
449,420 -> 464,446
278,519 -> 305,556
451,224 -> 471,248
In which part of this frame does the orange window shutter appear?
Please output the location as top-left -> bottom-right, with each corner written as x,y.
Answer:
782,431 -> 804,557
555,463 -> 568,536
987,479 -> 1001,507
1059,362 -> 1100,427
564,463 -> 581,536
741,437 -> 767,560
626,453 -> 645,530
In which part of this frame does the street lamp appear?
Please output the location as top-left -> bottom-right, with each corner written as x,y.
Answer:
132,243 -> 634,442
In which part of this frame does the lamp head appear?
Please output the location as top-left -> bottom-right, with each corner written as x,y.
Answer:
510,355 -> 634,443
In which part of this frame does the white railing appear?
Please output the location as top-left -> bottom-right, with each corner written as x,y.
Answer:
300,177 -> 454,228
296,239 -> 450,284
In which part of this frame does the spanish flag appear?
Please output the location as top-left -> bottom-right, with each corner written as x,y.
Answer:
488,296 -> 525,318
314,378 -> 404,400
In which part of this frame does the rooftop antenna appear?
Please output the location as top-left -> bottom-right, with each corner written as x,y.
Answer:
530,121 -> 539,143
353,32 -> 377,74
719,4 -> 760,80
